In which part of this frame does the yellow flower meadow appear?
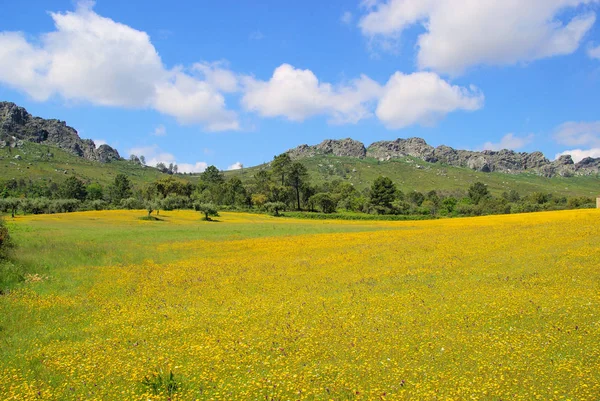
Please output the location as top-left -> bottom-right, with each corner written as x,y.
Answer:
1,209 -> 599,400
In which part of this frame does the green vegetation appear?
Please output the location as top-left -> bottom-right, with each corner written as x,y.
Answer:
1,143 -> 598,222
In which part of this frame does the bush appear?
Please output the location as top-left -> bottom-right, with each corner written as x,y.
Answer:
0,218 -> 13,260
120,197 -> 144,210
0,198 -> 20,217
309,193 -> 336,214
193,202 -> 219,221
263,202 -> 287,216
161,195 -> 191,211
49,199 -> 80,213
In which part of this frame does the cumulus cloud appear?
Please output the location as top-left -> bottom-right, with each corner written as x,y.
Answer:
376,72 -> 483,129
128,144 -> 208,173
590,44 -> 600,59
554,121 -> 600,147
482,133 -> 535,151
0,1 -> 239,131
555,148 -> 600,162
241,64 -> 382,124
228,162 -> 244,170
359,0 -> 598,75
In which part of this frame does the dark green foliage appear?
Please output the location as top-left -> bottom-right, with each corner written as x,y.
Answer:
271,153 -> 292,186
201,166 -> 224,185
0,218 -> 13,260
109,174 -> 133,204
369,176 -> 397,213
60,176 -> 87,201
309,193 -> 336,213
468,182 -> 490,205
407,191 -> 425,206
287,162 -> 309,210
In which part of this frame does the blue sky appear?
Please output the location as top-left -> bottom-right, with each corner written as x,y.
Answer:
1,0 -> 600,172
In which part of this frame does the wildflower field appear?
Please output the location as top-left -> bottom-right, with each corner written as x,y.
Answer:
1,210 -> 599,400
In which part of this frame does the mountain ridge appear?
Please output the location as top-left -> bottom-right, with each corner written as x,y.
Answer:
0,101 -> 121,163
287,137 -> 600,178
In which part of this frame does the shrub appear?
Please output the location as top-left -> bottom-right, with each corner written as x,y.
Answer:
120,197 -> 144,210
0,217 -> 13,260
309,193 -> 336,214
264,202 -> 287,216
193,202 -> 219,221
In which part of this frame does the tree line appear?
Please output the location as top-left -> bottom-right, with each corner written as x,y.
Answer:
0,153 -> 596,218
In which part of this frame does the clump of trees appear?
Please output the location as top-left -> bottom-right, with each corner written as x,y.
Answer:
0,152 -> 596,220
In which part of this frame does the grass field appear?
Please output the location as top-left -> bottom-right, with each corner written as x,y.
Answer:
1,210 -> 599,400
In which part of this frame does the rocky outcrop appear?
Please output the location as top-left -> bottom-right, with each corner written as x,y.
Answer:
288,136 -> 600,177
288,138 -> 366,159
0,101 -> 121,163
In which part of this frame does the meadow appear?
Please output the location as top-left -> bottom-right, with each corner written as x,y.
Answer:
1,209 -> 599,400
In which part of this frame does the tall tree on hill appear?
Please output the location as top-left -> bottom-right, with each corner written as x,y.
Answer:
272,153 -> 292,186
468,182 -> 490,205
109,174 -> 133,204
287,162 -> 309,210
369,176 -> 397,214
60,176 -> 87,201
201,166 -> 224,185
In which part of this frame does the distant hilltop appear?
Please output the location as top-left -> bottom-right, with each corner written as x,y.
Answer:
287,137 -> 600,178
0,101 -> 121,163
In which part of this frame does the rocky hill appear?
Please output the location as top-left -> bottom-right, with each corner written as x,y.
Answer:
0,102 -> 121,163
288,137 -> 600,178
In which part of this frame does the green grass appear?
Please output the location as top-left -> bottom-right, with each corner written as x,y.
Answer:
0,141 -> 174,187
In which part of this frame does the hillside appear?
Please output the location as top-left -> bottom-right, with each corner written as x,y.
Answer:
1,101 -> 599,197
0,140 -> 168,188
228,154 -> 600,197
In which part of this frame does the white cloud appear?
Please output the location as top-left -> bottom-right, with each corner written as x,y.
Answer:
128,144 -> 208,172
555,148 -> 600,162
554,121 -> 600,147
341,11 -> 353,25
482,133 -> 535,151
178,162 -> 209,173
152,125 -> 166,136
241,64 -> 382,124
93,139 -> 107,148
192,61 -> 239,93
153,69 -> 239,131
0,1 -> 239,131
228,162 -> 243,170
359,0 -> 598,75
589,44 -> 600,59
375,71 -> 484,129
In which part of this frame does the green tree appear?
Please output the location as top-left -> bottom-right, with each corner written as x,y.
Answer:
272,153 -> 292,186
287,162 -> 309,210
201,166 -> 224,185
109,174 -> 133,204
86,183 -> 104,201
468,182 -> 490,205
60,176 -> 87,201
194,202 -> 219,221
369,176 -> 396,213
309,193 -> 336,213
